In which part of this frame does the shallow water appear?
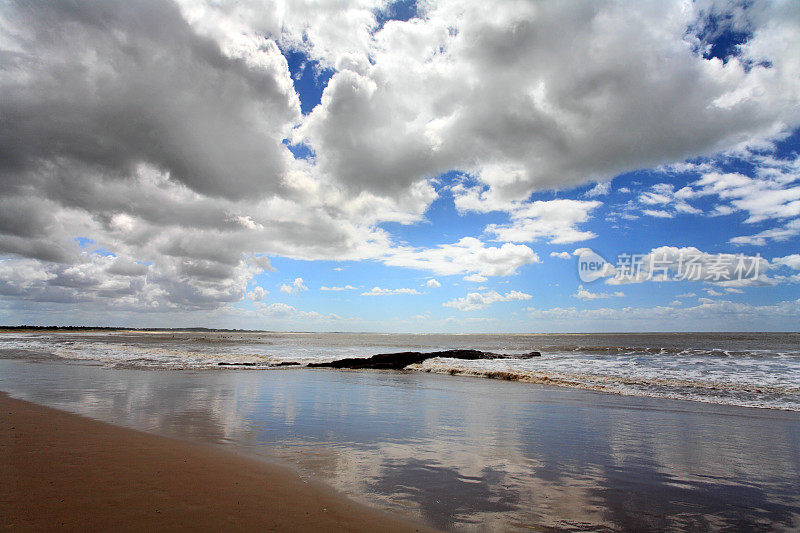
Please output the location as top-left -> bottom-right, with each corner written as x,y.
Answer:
1,331 -> 799,410
1,357 -> 799,531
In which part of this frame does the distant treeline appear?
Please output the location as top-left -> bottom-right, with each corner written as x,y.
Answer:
0,326 -> 269,332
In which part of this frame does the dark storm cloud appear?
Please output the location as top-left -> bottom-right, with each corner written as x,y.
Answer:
0,0 -> 298,201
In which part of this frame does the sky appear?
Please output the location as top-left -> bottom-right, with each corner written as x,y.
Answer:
0,0 -> 799,332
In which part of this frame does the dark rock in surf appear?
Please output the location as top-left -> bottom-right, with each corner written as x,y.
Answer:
307,349 -> 541,370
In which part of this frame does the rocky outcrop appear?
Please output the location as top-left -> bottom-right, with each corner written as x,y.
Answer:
307,349 -> 540,370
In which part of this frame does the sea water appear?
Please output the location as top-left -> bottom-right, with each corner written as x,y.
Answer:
1,330 -> 798,411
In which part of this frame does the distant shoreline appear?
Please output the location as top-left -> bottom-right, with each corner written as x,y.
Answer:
1,326 -> 797,335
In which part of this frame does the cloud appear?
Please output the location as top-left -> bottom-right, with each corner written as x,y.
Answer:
463,273 -> 488,283
0,250 -> 273,310
730,218 -> 800,246
247,286 -> 269,301
256,302 -> 341,321
280,277 -> 308,294
550,251 -> 572,260
0,0 -> 298,201
695,170 -> 800,224
361,287 -> 422,296
485,200 -> 601,244
773,254 -> 800,270
384,237 -> 539,277
642,210 -> 675,218
628,156 -> 800,239
443,290 -> 532,311
320,285 -> 358,291
296,0 -> 800,204
526,297 -> 800,327
585,182 -> 611,197
2,0 -> 800,321
598,246 -> 774,287
573,285 -> 624,300
426,278 -> 441,288
638,183 -> 701,217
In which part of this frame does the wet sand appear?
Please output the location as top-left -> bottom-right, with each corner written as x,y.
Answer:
0,392 -> 430,532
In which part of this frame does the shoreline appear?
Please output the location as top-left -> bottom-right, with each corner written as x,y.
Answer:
0,392 -> 431,532
2,360 -> 799,531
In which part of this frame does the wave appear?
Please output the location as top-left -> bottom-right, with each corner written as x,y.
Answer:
409,359 -> 800,412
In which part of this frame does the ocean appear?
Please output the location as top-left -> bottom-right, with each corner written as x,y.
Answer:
1,330 -> 798,411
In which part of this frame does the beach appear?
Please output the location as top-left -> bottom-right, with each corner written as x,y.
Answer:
0,392 -> 428,532
1,331 -> 800,531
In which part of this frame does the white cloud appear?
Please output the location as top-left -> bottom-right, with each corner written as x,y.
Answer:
463,273 -> 488,283
485,199 -> 601,244
361,287 -> 422,296
256,302 -> 341,321
773,254 -> 800,270
642,209 -> 675,218
695,171 -> 800,224
426,278 -> 441,288
731,219 -> 800,246
280,277 -> 308,295
384,237 -> 539,277
642,183 -> 700,207
320,284 -> 358,291
297,0 -> 800,206
600,246 -> 774,287
626,151 -> 800,226
443,290 -> 531,311
573,285 -> 624,300
525,298 -> 800,328
247,286 -> 268,301
550,251 -> 572,260
585,182 -> 611,197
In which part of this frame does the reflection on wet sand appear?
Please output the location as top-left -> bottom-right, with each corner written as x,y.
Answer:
1,359 -> 798,531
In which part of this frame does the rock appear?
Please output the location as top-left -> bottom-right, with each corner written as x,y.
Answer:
307,349 -> 541,370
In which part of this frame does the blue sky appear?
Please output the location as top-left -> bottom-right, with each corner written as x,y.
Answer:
234,135 -> 800,332
0,0 -> 798,331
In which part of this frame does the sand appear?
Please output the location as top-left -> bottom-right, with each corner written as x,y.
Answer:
0,392 -> 431,532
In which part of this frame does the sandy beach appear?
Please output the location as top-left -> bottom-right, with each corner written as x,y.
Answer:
0,392 -> 430,532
